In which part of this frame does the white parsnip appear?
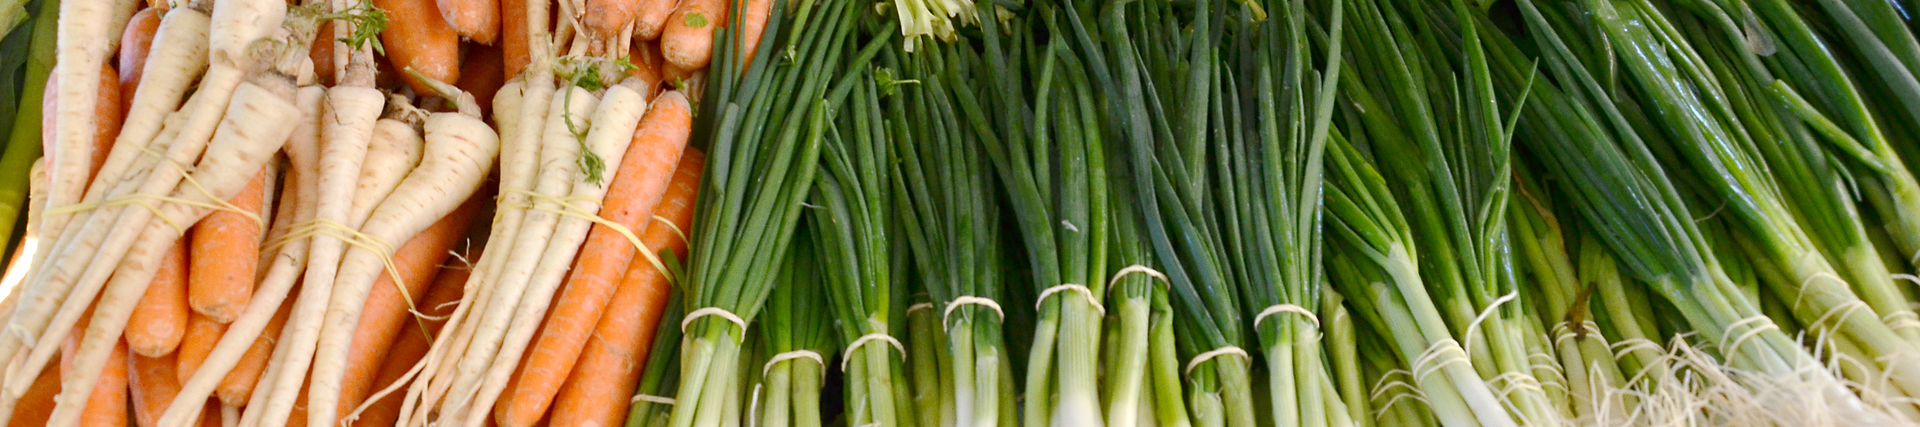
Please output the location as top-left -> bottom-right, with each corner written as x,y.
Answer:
306,106 -> 501,427
46,78 -> 301,427
155,85 -> 324,427
434,85 -> 596,423
246,83 -> 383,427
46,0 -> 139,240
460,81 -> 647,427
346,113 -> 428,228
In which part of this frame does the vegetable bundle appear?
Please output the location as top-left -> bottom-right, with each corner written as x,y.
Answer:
9,0 -> 1920,425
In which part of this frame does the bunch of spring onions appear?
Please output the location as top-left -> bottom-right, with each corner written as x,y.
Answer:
747,240 -> 837,427
666,0 -> 846,423
1210,1 -> 1352,426
890,36 -> 1018,426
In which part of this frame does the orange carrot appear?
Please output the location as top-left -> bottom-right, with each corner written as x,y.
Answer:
41,65 -> 123,186
200,400 -> 222,427
738,0 -> 769,68
311,21 -> 337,85
378,0 -> 462,94
65,313 -> 129,427
355,252 -> 471,427
119,8 -> 161,117
626,39 -> 663,99
632,0 -> 677,40
438,0 -> 500,44
500,0 -> 528,77
6,357 -> 60,427
547,149 -> 703,427
584,0 -> 643,44
127,237 -> 189,357
216,286 -> 296,406
660,0 -> 727,70
177,310 -> 227,382
129,352 -> 189,427
336,194 -> 485,419
456,43 -> 508,117
189,169 -> 267,323
497,91 -> 693,427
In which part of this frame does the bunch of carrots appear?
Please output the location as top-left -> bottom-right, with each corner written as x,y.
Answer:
0,0 -> 726,420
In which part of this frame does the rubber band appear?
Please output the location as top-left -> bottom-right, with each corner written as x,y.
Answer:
1035,284 -> 1103,316
1253,304 -> 1321,330
1610,338 -> 1663,360
762,350 -> 825,376
1374,392 -> 1430,415
516,190 -> 675,284
1883,310 -> 1920,335
1461,292 -> 1518,359
942,296 -> 1005,328
1368,369 -> 1418,400
1107,265 -> 1170,290
682,307 -> 750,338
1790,271 -> 1846,311
1550,320 -> 1601,347
841,333 -> 907,371
1183,346 -> 1249,376
270,219 -> 425,325
630,394 -> 676,405
906,302 -> 934,314
1720,316 -> 1780,360
1894,274 -> 1920,287
1411,339 -> 1471,384
654,214 -> 689,246
1810,301 -> 1869,333
1488,371 -> 1545,396
45,148 -> 265,234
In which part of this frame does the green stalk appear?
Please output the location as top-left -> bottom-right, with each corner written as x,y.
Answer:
1510,166 -> 1631,420
626,289 -> 686,427
0,0 -> 54,257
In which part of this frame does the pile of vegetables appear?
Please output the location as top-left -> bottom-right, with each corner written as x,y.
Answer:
9,0 -> 1920,424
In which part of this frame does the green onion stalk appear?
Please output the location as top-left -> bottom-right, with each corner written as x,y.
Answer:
1570,232 -> 1671,387
667,0 -> 871,424
945,4 -> 1116,424
625,289 -> 685,427
1509,164 -> 1632,421
1688,0 -> 1920,346
1522,0 -> 1920,404
0,0 -> 54,260
1211,0 -> 1353,426
902,290 -> 952,427
749,242 -> 836,427
1054,0 -> 1261,425
1321,289 -> 1370,427
1490,0 -> 1906,418
1325,250 -> 1439,427
1102,170 -> 1193,427
1326,0 -> 1555,423
809,64 -> 916,427
888,35 -> 1016,427
1795,0 -> 1920,170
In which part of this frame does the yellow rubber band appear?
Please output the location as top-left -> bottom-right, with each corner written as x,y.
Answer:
941,296 -> 1005,330
1411,339 -> 1471,385
630,394 -> 676,405
1460,292 -> 1518,359
1183,346 -> 1249,377
1035,284 -> 1103,316
1108,265 -> 1170,290
841,333 -> 907,371
681,307 -> 749,337
516,190 -> 674,284
762,350 -> 824,376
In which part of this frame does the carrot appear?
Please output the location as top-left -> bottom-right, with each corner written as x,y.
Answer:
335,194 -> 486,420
162,86 -> 324,426
215,287 -> 294,406
583,0 -> 641,46
309,20 -> 336,85
547,149 -> 702,427
118,8 -> 160,117
456,43 -> 507,117
632,0 -> 674,40
47,0 -> 140,243
737,0 -> 768,68
376,0 -> 461,95
349,248 -> 471,427
63,312 -> 129,427
177,311 -> 226,382
496,90 -> 692,427
659,0 -> 725,71
4,357 -> 58,427
438,0 -> 499,44
199,401 -> 220,427
127,238 -> 189,357
499,0 -> 528,77
189,170 -> 267,323
625,40 -> 663,100
129,352 -> 188,427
